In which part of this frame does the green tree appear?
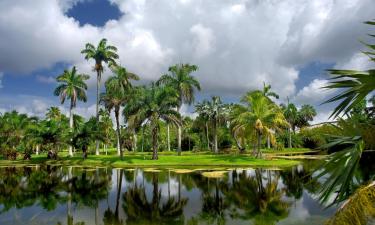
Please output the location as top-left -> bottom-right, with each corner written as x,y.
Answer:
46,107 -> 63,121
100,65 -> 138,158
99,109 -> 114,155
54,66 -> 89,156
157,64 -> 200,155
232,91 -> 287,157
297,104 -> 317,128
125,85 -> 180,160
262,82 -> 279,99
81,38 -> 119,155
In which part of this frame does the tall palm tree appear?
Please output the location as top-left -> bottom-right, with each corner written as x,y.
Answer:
54,66 -> 89,157
156,63 -> 200,155
231,91 -> 287,158
101,65 -> 139,158
297,104 -> 317,127
81,38 -> 119,155
282,100 -> 298,148
195,100 -> 211,150
124,84 -> 180,160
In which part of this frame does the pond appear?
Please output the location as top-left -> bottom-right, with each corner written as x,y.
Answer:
0,163 -> 336,225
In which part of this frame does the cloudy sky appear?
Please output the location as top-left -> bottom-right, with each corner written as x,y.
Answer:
0,0 -> 374,123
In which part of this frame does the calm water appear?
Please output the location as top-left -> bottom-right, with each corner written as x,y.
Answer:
0,163 -> 336,225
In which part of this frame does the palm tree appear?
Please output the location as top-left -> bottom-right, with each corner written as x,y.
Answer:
81,38 -> 119,155
262,82 -> 279,99
157,63 -> 200,155
46,107 -> 63,121
281,100 -> 298,148
99,109 -> 113,155
54,66 -> 89,157
297,104 -> 317,128
231,91 -> 287,158
196,96 -> 227,153
195,100 -> 211,150
124,84 -> 180,160
323,20 -> 375,118
101,65 -> 139,158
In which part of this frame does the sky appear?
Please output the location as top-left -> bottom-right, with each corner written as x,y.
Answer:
0,0 -> 374,123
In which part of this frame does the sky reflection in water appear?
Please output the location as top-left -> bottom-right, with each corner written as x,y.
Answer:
0,164 -> 336,225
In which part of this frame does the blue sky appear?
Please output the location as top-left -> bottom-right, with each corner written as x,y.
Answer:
0,0 -> 373,122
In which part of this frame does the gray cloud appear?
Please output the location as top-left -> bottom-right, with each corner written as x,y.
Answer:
0,0 -> 374,121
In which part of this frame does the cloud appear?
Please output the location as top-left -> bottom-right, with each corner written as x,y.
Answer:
0,0 -> 374,121
36,75 -> 56,84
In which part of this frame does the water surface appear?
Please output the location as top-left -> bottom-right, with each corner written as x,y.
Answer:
0,163 -> 335,225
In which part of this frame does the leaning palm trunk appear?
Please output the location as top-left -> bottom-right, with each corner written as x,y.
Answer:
69,102 -> 74,157
95,69 -> 101,156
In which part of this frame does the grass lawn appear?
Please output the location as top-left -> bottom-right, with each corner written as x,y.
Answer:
0,150 -> 302,168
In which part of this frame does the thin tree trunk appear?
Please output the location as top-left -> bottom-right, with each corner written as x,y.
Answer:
141,125 -> 144,152
152,125 -> 158,160
115,108 -> 122,159
133,130 -> 137,152
69,102 -> 74,157
177,125 -> 182,155
206,122 -> 210,150
36,145 -> 40,155
177,106 -> 182,156
267,135 -> 270,149
104,144 -> 107,155
257,131 -> 262,158
167,124 -> 171,151
214,119 -> 218,154
95,70 -> 101,156
288,127 -> 292,148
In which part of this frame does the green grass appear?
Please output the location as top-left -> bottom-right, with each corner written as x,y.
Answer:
0,151 -> 301,168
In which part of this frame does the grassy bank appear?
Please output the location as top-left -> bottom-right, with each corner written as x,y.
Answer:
0,152 -> 301,168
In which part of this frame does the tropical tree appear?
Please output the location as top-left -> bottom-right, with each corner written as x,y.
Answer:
54,66 -> 89,156
323,20 -> 375,118
81,38 -> 119,155
297,104 -> 317,128
231,91 -> 287,157
156,63 -> 200,155
46,107 -> 63,121
196,96 -> 228,153
124,85 -> 180,160
195,100 -> 211,150
281,101 -> 298,148
99,109 -> 114,155
262,82 -> 279,99
100,65 -> 138,158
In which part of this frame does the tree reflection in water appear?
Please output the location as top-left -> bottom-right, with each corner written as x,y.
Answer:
0,165 -> 328,225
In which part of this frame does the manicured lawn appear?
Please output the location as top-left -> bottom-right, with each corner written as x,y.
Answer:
0,152 -> 301,168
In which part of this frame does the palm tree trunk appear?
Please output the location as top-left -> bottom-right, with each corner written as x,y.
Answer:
36,145 -> 40,155
95,70 -> 101,156
167,124 -> 171,151
257,131 -> 262,158
69,102 -> 74,157
206,122 -> 210,150
152,125 -> 158,160
267,135 -> 270,149
133,129 -> 137,152
177,125 -> 182,155
288,127 -> 292,148
214,119 -> 218,154
104,144 -> 107,155
177,106 -> 182,156
115,108 -> 122,159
